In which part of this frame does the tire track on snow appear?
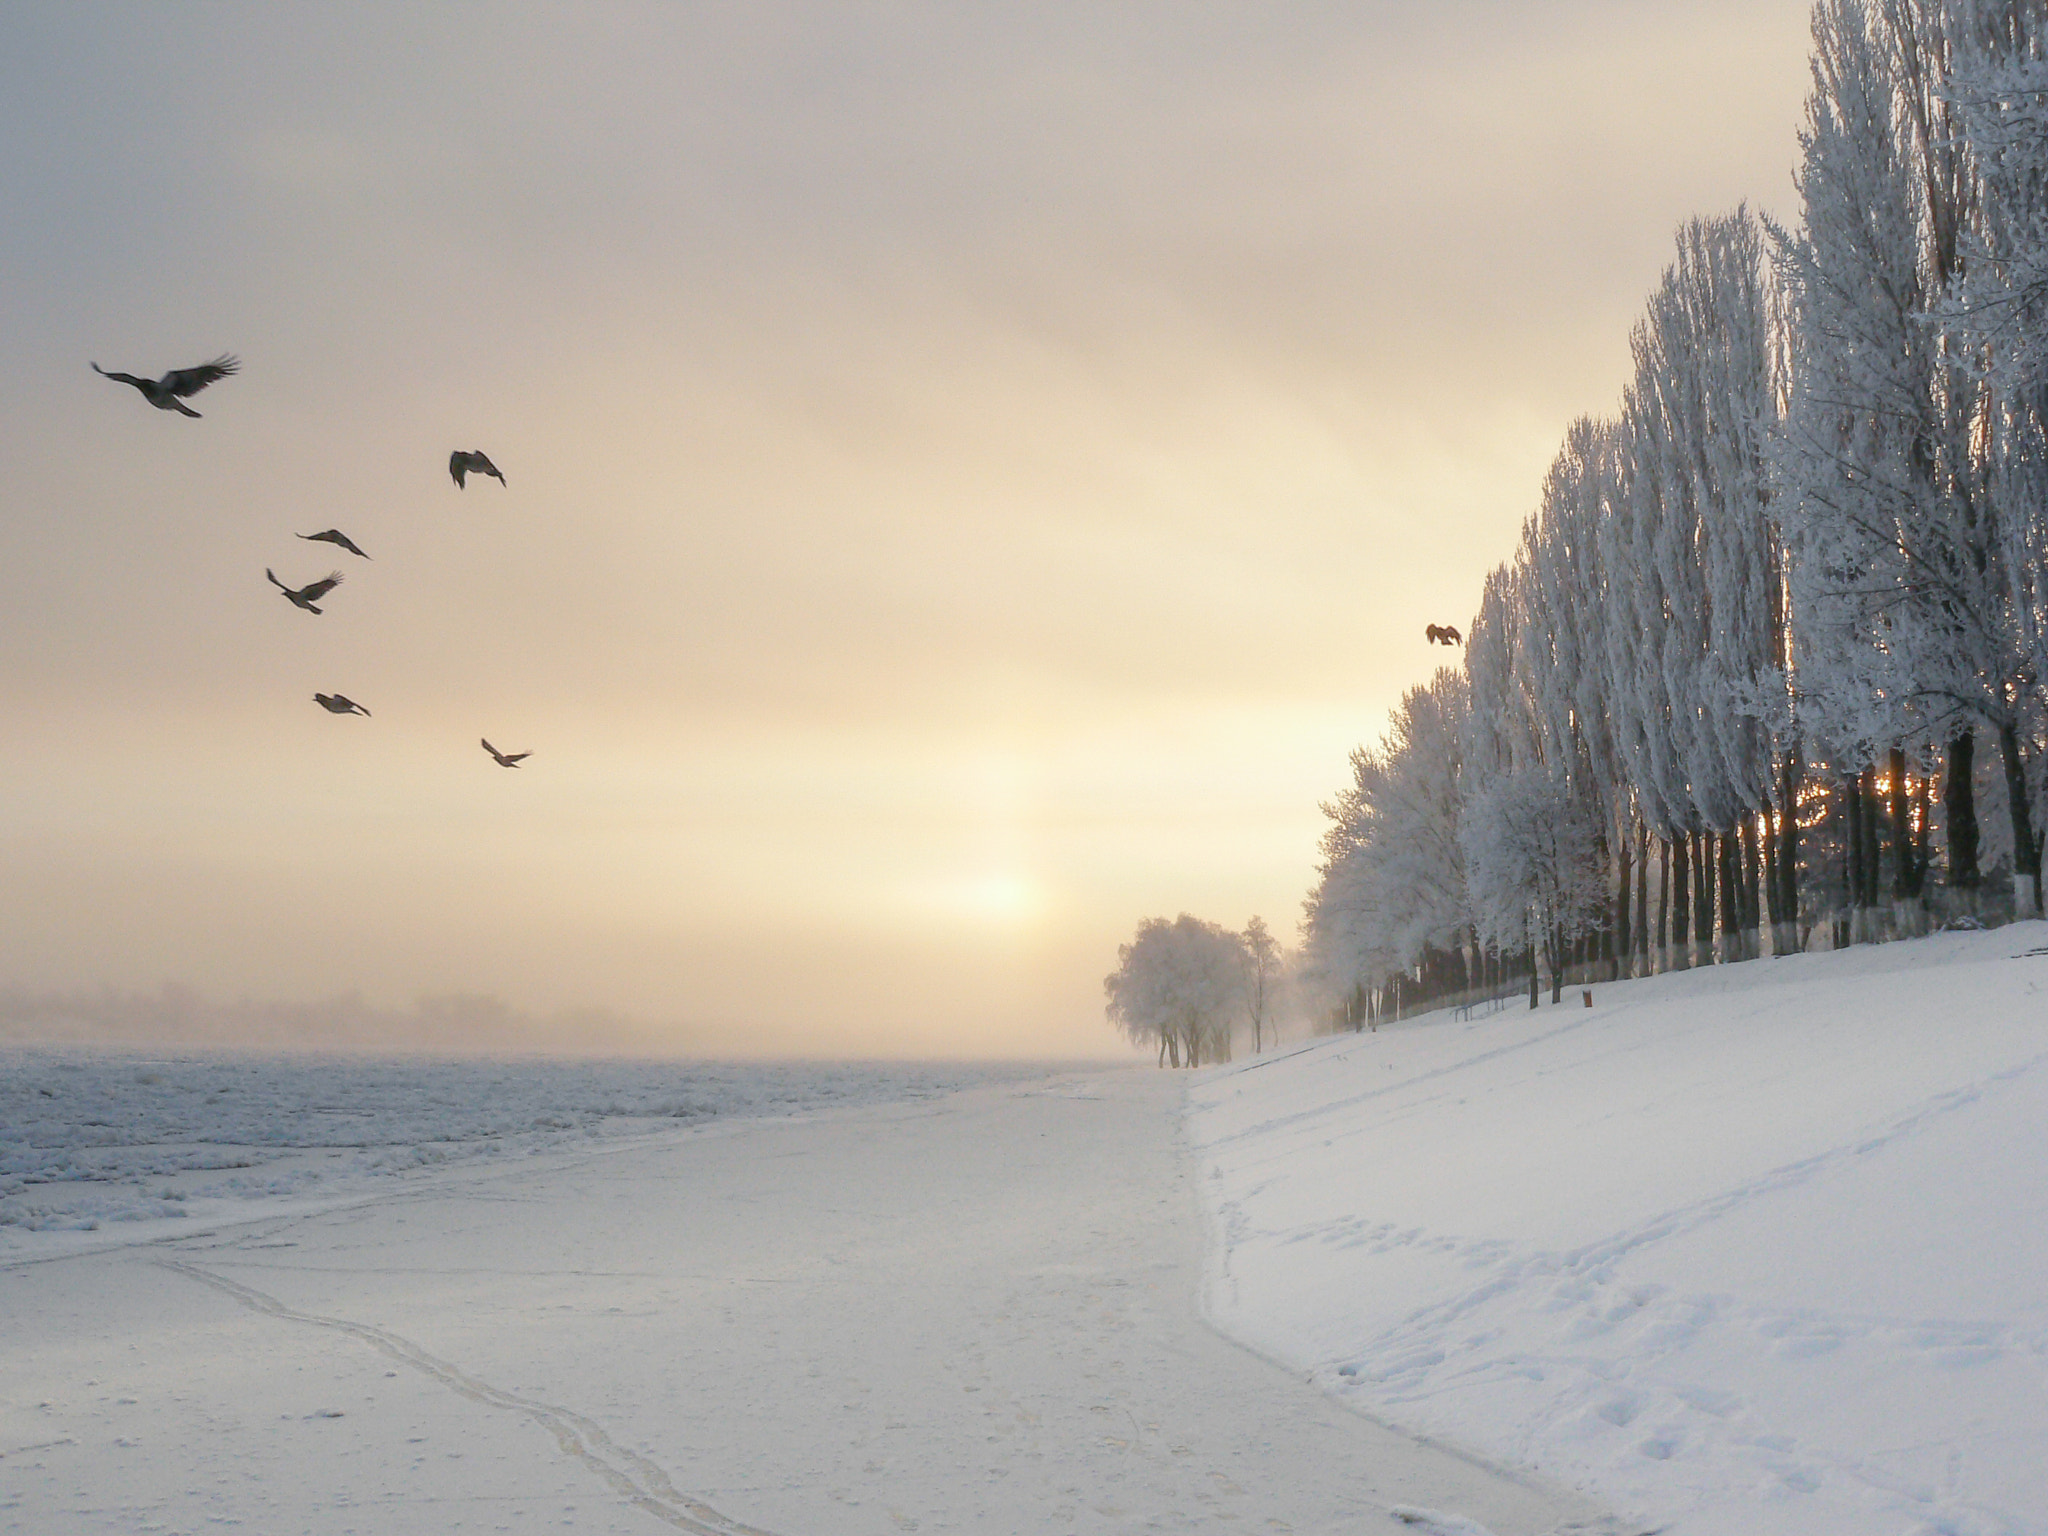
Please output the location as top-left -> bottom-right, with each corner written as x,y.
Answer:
157,1257 -> 784,1536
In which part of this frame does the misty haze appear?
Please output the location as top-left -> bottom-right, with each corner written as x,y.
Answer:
6,4 -> 2047,1535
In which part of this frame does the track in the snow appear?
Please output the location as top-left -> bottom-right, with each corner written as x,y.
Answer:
158,1256 -> 785,1536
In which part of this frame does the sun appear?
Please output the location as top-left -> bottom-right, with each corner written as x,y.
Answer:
893,871 -> 1046,930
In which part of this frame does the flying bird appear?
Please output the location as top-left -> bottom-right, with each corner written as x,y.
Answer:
449,450 -> 506,489
481,738 -> 530,768
298,528 -> 370,559
314,693 -> 370,717
1425,623 -> 1463,646
91,355 -> 240,417
267,568 -> 343,614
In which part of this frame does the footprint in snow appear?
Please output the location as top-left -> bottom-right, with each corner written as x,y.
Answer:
1595,1394 -> 1642,1427
1390,1508 -> 1500,1535
1774,1463 -> 1822,1494
1770,1330 -> 1847,1359
1672,1384 -> 1744,1418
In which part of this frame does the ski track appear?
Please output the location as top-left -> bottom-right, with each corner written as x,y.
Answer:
1197,1013 -> 1603,1153
155,1256 -> 784,1536
1275,1046 -> 2048,1349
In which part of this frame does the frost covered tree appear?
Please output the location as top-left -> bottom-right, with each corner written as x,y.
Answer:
1302,669 -> 1476,1020
1457,210 -> 1786,980
1941,2 -> 2048,911
1270,0 -> 2048,1012
1240,915 -> 1285,1054
1775,0 -> 1961,922
1459,557 -> 1607,991
1619,209 -> 1786,960
1947,6 -> 2048,391
1517,419 -> 1633,973
1776,0 -> 2044,920
1103,914 -> 1247,1067
1461,765 -> 1610,1002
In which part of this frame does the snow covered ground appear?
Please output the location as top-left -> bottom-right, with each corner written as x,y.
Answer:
20,925 -> 2034,1536
0,1060 -> 1609,1534
1190,920 -> 2048,1536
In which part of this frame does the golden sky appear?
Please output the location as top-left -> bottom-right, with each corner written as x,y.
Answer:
0,3 -> 1811,1057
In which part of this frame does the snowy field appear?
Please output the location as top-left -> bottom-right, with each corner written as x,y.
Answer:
0,1059 -> 1612,1535
1190,919 -> 2048,1536
0,1054 -> 1075,1252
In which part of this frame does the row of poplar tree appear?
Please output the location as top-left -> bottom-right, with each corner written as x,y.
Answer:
1304,0 -> 2048,1023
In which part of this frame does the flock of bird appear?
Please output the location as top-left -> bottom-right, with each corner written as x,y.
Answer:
94,353 -> 532,768
98,351 -> 1469,748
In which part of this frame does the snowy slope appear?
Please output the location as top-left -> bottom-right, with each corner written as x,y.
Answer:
1188,921 -> 2048,1536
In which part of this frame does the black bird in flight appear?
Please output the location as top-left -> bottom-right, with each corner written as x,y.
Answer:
298,528 -> 370,559
314,693 -> 370,717
91,355 -> 240,417
267,568 -> 343,614
449,450 -> 506,489
481,738 -> 530,767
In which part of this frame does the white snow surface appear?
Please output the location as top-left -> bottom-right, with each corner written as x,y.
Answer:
1189,920 -> 2048,1536
1,1059 -> 1612,1534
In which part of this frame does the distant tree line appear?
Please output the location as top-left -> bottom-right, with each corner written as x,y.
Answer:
1302,0 -> 2048,1025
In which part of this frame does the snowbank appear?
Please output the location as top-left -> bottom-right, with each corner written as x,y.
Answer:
1188,921 -> 2048,1536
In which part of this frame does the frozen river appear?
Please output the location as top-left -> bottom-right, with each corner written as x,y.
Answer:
1,1052 -> 1066,1244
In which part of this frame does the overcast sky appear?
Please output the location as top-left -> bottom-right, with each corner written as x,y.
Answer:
0,3 -> 1813,1057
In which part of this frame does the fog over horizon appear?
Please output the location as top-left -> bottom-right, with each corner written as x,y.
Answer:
0,3 -> 1811,1059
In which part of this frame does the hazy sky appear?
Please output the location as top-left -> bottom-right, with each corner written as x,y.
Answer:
0,3 -> 1813,1057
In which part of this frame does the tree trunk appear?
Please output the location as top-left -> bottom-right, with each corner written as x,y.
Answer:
1889,747 -> 1922,900
1912,765 -> 1931,926
1998,721 -> 2043,918
1851,765 -> 1867,937
1778,747 -> 1803,954
1659,834 -> 1673,972
1693,831 -> 1716,968
1634,822 -> 1650,978
1761,803 -> 1782,950
1613,827 -> 1632,982
1946,730 -> 1982,891
1717,829 -> 1742,963
1669,835 -> 1690,970
1740,813 -> 1761,957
